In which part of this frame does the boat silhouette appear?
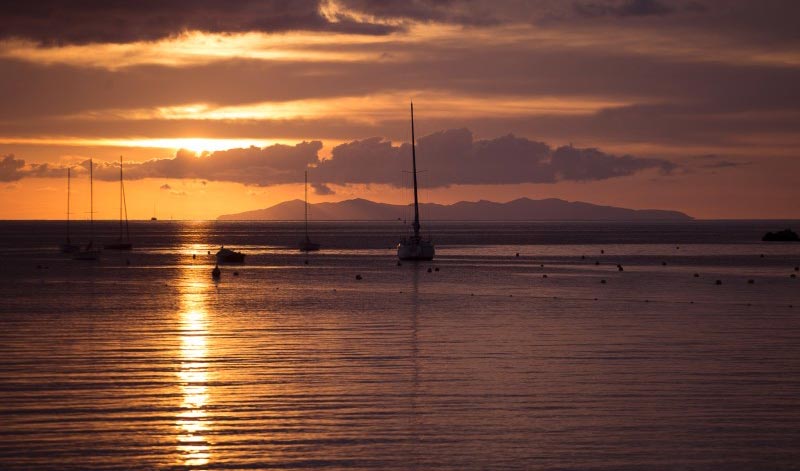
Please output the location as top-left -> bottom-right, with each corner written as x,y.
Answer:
397,101 -> 435,261
298,169 -> 320,252
762,229 -> 799,241
74,159 -> 101,261
216,246 -> 245,263
105,156 -> 133,250
59,167 -> 80,253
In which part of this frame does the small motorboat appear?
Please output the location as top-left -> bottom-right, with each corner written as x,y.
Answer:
762,228 -> 799,241
212,264 -> 221,279
216,246 -> 245,263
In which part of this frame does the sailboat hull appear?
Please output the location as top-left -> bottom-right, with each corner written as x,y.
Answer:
60,243 -> 81,254
298,239 -> 320,252
397,238 -> 435,260
104,242 -> 133,250
74,249 -> 101,261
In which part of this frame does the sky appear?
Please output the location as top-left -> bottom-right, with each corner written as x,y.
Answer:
1,0 -> 799,220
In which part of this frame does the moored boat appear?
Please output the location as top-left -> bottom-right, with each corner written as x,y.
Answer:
73,159 -> 101,261
299,170 -> 321,252
105,156 -> 133,250
59,167 -> 80,253
216,246 -> 245,263
397,101 -> 435,261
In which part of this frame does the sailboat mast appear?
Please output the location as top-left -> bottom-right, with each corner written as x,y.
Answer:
118,157 -> 123,240
411,101 -> 420,238
304,169 -> 309,239
66,167 -> 71,242
120,156 -> 129,241
89,159 -> 93,242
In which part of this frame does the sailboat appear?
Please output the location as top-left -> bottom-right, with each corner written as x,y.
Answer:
397,102 -> 435,261
74,159 -> 101,261
59,167 -> 80,253
298,169 -> 320,252
105,156 -> 132,250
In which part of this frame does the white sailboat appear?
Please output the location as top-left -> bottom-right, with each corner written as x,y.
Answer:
59,167 -> 80,253
105,156 -> 132,250
397,101 -> 435,261
298,169 -> 320,252
74,159 -> 101,261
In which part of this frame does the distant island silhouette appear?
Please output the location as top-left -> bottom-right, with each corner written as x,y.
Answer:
218,197 -> 692,221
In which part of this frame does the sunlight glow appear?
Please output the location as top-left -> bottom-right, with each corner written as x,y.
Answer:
1,21 -> 797,70
0,31 -> 389,69
176,271 -> 213,467
0,137 -> 288,153
68,93 -> 634,125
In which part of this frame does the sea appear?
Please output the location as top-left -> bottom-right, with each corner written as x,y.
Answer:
1,220 -> 799,471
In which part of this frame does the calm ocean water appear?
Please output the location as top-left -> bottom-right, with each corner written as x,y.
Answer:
1,220 -> 799,470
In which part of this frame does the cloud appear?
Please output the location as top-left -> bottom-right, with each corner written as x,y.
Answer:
690,154 -> 749,169
314,129 -> 673,186
0,155 -> 25,181
0,1 -> 397,45
0,154 -> 65,181
574,0 -> 674,18
160,183 -> 172,190
5,130 -> 676,187
311,182 -> 335,195
83,142 -> 321,184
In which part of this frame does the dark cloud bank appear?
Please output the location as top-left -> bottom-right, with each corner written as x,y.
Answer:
2,129 -> 674,190
0,0 -> 396,45
4,0 -> 798,46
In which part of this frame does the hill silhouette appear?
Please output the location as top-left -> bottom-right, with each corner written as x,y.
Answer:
218,197 -> 692,221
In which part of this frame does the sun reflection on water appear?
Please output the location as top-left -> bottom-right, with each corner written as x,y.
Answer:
176,270 -> 212,468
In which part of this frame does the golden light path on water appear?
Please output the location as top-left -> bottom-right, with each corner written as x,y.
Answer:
176,266 -> 213,468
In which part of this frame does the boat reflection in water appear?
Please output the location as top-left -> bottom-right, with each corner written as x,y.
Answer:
176,268 -> 213,468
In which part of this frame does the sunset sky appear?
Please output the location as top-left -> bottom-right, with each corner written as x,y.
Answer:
1,0 -> 798,219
